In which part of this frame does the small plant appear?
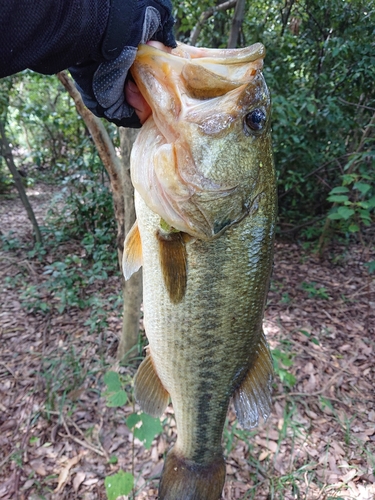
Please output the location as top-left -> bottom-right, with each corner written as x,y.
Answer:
103,371 -> 128,408
102,369 -> 163,500
0,231 -> 22,251
223,418 -> 257,455
301,281 -> 330,300
272,348 -> 296,388
102,371 -> 164,447
365,260 -> 375,274
40,346 -> 87,414
281,292 -> 291,304
300,330 -> 320,346
327,166 -> 375,234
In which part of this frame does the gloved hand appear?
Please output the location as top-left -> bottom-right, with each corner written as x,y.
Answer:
69,0 -> 176,128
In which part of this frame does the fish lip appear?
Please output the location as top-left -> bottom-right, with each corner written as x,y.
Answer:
136,41 -> 266,65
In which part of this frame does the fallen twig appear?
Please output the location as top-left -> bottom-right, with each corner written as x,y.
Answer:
0,361 -> 17,379
60,417 -> 106,458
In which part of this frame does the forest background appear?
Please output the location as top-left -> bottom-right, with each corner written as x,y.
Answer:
0,0 -> 374,499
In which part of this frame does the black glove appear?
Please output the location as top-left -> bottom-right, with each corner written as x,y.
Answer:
69,0 -> 176,128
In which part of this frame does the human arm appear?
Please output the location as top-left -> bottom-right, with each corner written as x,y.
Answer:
0,0 -> 175,127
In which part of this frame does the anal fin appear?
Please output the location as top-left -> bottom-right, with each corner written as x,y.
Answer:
233,331 -> 273,429
134,353 -> 169,417
123,221 -> 142,280
157,230 -> 187,304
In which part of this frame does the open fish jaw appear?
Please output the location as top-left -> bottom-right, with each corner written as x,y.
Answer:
130,42 -> 271,240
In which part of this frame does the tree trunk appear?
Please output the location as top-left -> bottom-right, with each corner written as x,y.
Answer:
0,121 -> 42,244
57,71 -> 142,358
56,72 -> 125,258
280,0 -> 296,37
117,127 -> 143,360
227,0 -> 246,48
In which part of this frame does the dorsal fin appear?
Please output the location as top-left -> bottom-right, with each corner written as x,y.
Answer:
122,221 -> 142,280
156,229 -> 187,304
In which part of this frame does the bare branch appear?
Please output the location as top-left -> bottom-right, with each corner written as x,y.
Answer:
227,0 -> 246,48
56,71 -> 126,257
338,97 -> 375,112
189,0 -> 237,46
0,121 -> 43,244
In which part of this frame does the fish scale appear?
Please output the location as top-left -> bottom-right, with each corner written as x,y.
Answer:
123,42 -> 277,499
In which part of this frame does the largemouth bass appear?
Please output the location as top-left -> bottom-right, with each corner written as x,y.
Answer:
123,42 -> 277,500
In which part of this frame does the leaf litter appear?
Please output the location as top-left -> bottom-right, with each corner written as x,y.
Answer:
0,186 -> 374,500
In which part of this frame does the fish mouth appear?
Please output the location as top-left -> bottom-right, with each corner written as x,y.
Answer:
130,42 -> 269,239
131,42 -> 266,133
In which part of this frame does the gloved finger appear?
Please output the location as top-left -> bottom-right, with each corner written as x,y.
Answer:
146,40 -> 172,53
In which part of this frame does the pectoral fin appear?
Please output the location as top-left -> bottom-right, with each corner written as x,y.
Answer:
134,353 -> 169,417
233,331 -> 273,429
157,230 -> 187,304
122,221 -> 142,280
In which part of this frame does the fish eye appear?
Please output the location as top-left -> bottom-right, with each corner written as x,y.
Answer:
244,108 -> 266,133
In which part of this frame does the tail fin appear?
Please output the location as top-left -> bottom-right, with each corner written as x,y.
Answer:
159,449 -> 225,500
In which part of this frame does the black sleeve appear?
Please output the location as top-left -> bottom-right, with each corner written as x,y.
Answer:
0,0 -> 137,77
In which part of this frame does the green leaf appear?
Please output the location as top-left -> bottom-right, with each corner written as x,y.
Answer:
277,368 -> 296,388
104,371 -> 121,392
104,471 -> 133,500
337,207 -> 355,220
359,209 -> 372,222
272,349 -> 294,367
320,396 -> 334,411
306,102 -> 316,113
348,224 -> 359,233
127,412 -> 162,449
106,390 -> 128,408
329,186 -> 350,194
357,201 -> 370,209
354,182 -> 371,195
364,261 -> 375,274
344,154 -> 362,171
327,195 -> 349,203
328,212 -> 344,220
284,372 -> 296,387
126,413 -> 141,429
